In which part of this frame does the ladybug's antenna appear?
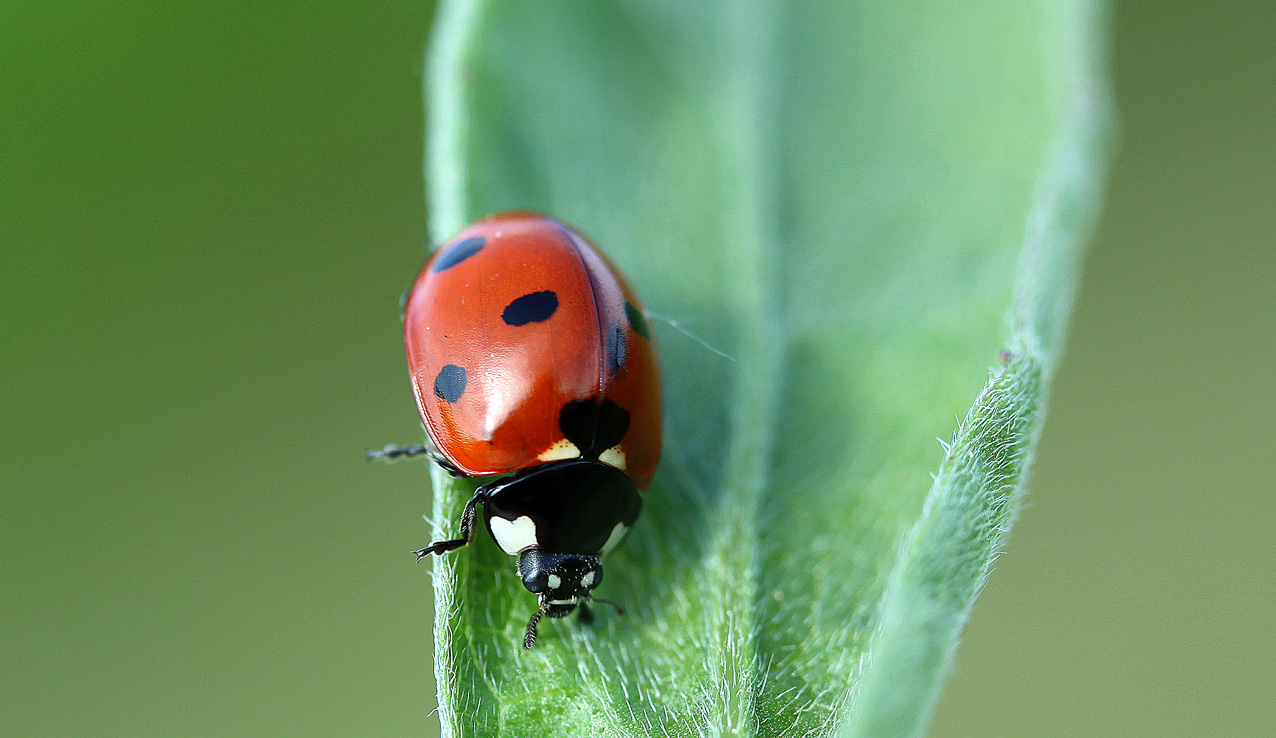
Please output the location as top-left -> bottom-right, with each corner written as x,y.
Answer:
643,310 -> 736,362
524,600 -> 549,649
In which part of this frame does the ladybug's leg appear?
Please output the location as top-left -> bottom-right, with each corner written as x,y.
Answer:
576,602 -> 594,625
425,448 -> 468,478
366,443 -> 427,461
367,444 -> 467,478
587,595 -> 625,616
413,486 -> 488,561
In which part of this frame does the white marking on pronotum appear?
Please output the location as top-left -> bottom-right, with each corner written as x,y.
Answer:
546,574 -> 562,590
600,522 -> 629,554
599,445 -> 627,470
549,598 -> 580,606
488,515 -> 538,554
537,438 -> 581,463
581,571 -> 596,587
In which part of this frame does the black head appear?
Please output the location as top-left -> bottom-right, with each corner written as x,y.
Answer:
518,550 -> 607,647
518,550 -> 602,606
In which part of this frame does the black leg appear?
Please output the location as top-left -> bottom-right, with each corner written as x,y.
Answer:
413,486 -> 485,561
367,443 -> 468,478
587,596 -> 625,617
577,601 -> 594,625
426,448 -> 468,478
367,443 -> 428,461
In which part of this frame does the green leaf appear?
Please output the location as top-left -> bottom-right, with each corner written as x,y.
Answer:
421,1 -> 1109,736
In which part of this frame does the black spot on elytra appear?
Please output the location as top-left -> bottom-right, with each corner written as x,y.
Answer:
503,291 -> 558,326
430,237 -> 485,272
559,399 -> 630,459
433,364 -> 467,402
607,324 -> 627,374
624,301 -> 650,339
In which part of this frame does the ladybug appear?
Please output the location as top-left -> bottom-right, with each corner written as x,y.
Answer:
371,212 -> 661,648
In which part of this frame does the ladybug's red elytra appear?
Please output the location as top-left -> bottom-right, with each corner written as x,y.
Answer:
371,212 -> 662,648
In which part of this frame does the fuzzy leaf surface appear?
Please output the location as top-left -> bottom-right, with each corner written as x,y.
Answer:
421,1 -> 1108,736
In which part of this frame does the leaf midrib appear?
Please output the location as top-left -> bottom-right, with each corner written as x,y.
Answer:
696,2 -> 787,736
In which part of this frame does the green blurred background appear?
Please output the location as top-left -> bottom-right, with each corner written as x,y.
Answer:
2,1 -> 1271,736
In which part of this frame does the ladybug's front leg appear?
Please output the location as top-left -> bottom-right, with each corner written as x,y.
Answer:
413,486 -> 488,561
